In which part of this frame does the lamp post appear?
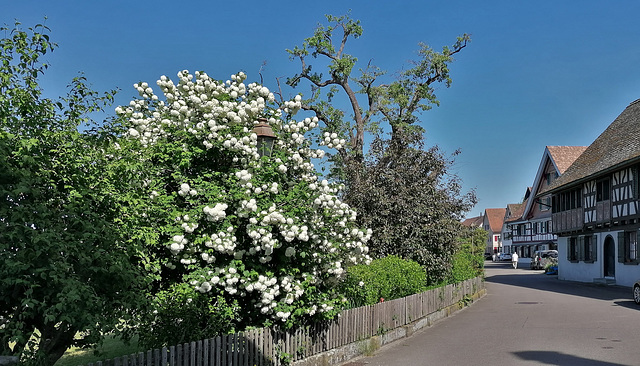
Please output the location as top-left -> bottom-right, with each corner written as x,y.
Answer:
252,118 -> 276,157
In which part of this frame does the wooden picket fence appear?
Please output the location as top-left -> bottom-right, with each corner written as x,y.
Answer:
86,277 -> 483,366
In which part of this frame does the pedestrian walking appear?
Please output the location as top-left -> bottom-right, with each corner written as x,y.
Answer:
512,252 -> 519,269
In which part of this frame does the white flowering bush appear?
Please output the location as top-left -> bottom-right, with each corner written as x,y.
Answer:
118,70 -> 371,331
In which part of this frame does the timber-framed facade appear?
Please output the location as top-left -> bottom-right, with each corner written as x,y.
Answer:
544,99 -> 640,286
505,146 -> 586,258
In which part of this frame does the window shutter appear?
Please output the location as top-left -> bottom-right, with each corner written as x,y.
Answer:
592,235 -> 597,262
578,236 -> 584,261
635,230 -> 640,264
618,232 -> 626,263
567,238 -> 572,261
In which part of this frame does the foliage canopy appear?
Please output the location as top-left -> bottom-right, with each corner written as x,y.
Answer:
348,132 -> 476,284
0,22 -> 150,366
287,14 -> 476,282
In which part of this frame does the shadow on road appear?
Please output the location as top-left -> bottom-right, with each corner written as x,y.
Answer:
484,262 -> 638,307
514,350 -> 626,366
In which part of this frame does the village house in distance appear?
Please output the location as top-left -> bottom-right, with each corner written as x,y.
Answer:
542,98 -> 640,286
504,146 -> 587,258
464,99 -> 640,287
482,208 -> 506,257
501,189 -> 530,255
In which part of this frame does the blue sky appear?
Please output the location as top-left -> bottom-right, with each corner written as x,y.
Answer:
4,1 -> 640,218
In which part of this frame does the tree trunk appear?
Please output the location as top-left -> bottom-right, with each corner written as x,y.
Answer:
38,325 -> 76,366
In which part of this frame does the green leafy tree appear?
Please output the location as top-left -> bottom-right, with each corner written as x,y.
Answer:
287,14 -> 475,280
0,23 -> 151,366
347,131 -> 476,284
286,14 -> 470,181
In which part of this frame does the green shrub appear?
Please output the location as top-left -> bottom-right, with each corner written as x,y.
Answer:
447,227 -> 485,284
138,279 -> 240,348
448,249 -> 483,283
339,256 -> 427,307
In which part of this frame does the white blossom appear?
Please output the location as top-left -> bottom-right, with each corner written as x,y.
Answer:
119,70 -> 372,324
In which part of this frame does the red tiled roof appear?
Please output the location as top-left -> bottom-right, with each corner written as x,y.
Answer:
462,215 -> 483,227
547,146 -> 588,174
524,146 -> 586,216
485,208 -> 506,232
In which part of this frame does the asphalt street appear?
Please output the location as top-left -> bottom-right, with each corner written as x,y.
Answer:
342,261 -> 640,366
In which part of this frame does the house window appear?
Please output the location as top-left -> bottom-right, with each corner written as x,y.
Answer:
568,188 -> 582,209
597,178 -> 610,201
539,196 -> 551,211
618,231 -> 639,264
544,197 -> 551,211
568,237 -> 578,261
577,188 -> 583,208
570,190 -> 576,209
540,221 -> 550,234
580,235 -> 596,262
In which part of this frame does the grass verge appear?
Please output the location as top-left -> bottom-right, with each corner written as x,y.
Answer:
54,335 -> 143,366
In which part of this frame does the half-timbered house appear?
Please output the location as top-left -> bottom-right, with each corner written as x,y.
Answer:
501,192 -> 528,255
543,99 -> 640,286
506,146 -> 586,258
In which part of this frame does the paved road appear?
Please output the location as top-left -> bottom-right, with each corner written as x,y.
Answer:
345,261 -> 640,365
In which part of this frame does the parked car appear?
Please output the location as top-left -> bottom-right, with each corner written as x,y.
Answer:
530,250 -> 558,270
485,252 -> 494,260
498,253 -> 512,261
633,280 -> 640,305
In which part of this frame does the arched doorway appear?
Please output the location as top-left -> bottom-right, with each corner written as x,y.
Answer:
604,235 -> 616,278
